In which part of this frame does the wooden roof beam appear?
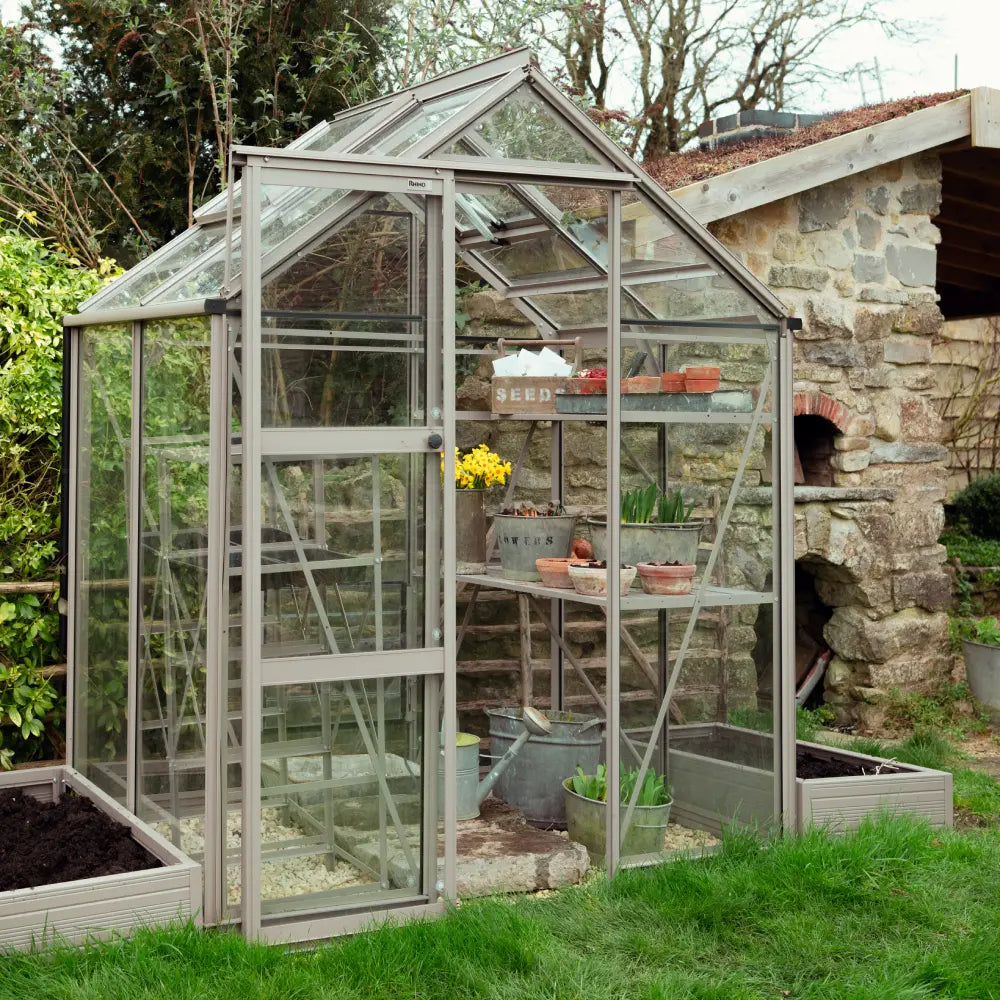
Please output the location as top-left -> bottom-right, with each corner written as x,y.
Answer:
937,222 -> 1000,259
937,195 -> 1000,237
938,247 -> 1000,281
937,264 -> 998,292
941,169 -> 1000,207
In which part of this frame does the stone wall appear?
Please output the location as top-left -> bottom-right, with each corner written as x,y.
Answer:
931,316 -> 1000,497
707,153 -> 953,723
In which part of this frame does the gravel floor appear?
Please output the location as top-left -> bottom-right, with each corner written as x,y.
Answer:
154,809 -> 373,905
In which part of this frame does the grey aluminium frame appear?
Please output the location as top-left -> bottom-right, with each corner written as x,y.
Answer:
237,156 -> 454,941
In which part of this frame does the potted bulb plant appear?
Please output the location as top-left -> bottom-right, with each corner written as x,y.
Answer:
562,763 -> 673,861
587,485 -> 703,570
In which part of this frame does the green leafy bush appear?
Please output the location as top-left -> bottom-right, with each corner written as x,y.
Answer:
950,475 -> 1000,540
952,615 -> 1000,648
940,529 -> 1000,568
0,231 -> 113,766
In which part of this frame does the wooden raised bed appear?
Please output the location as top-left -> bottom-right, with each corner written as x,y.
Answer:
667,724 -> 953,836
0,765 -> 201,950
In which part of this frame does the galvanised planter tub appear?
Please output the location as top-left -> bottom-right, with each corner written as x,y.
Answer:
0,765 -> 201,950
562,777 -> 673,861
666,724 -> 953,836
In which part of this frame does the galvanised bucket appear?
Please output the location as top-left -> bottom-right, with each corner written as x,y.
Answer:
962,640 -> 1000,722
587,518 -> 703,569
486,707 -> 603,828
493,514 -> 577,581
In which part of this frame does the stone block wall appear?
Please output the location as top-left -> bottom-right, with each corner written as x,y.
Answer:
931,316 -> 1000,496
707,153 -> 954,723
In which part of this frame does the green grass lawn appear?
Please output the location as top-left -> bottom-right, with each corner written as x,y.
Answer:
2,816 -> 999,1000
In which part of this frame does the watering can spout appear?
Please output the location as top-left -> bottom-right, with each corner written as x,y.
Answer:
476,706 -> 552,807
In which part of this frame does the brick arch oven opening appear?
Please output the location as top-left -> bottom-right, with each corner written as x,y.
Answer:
793,392 -> 852,488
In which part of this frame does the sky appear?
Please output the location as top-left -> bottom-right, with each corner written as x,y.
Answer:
806,0 -> 1000,111
1,0 -> 998,113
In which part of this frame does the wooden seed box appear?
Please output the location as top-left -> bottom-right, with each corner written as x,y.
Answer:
490,337 -> 582,415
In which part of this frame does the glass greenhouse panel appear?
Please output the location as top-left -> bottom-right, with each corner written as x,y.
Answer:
528,288 -> 608,328
259,183 -> 349,260
476,230 -> 597,283
259,193 -> 427,428
445,84 -> 604,164
610,326 -> 779,868
145,254 -> 229,305
136,318 -> 213,843
302,107 -> 384,152
358,84 -> 494,156
74,324 -> 133,801
256,676 -> 426,918
256,454 -> 428,659
94,224 -> 225,311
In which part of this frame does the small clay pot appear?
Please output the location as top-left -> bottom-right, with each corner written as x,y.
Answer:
636,562 -> 696,596
535,557 -> 586,589
684,377 -> 720,393
661,372 -> 686,392
684,366 -> 720,379
623,376 -> 661,394
567,562 -> 637,597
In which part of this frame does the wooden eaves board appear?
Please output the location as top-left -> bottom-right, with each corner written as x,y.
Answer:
670,89 -> 1000,225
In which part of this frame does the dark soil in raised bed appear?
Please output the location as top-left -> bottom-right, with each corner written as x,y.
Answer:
797,747 -> 906,779
0,789 -> 161,891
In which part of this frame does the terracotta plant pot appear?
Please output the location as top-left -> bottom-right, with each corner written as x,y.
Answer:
567,561 -> 637,596
623,376 -> 661,394
535,557 -> 586,589
576,377 -> 607,395
684,377 -> 720,393
636,561 -> 696,595
684,366 -> 720,379
661,372 -> 686,392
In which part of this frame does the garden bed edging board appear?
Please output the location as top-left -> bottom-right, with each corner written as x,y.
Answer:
0,765 -> 201,950
666,724 -> 952,836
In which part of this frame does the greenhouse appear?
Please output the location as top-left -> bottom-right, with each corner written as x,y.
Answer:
60,49 -> 794,943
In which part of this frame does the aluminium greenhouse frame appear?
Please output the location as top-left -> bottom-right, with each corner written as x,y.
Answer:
63,49 -> 796,944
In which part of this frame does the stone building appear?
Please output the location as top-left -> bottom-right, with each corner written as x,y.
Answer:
653,87 -> 1000,724
457,88 -> 1000,729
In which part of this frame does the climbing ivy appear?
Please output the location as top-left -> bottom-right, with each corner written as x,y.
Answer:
0,231 -> 116,766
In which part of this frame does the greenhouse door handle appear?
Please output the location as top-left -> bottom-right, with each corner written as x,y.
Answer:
428,433 -> 443,450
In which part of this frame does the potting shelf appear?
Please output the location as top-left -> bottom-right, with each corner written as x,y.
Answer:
456,570 -> 774,609
457,406 -> 768,426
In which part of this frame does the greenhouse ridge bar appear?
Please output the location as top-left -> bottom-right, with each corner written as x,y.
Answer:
62,48 -> 794,943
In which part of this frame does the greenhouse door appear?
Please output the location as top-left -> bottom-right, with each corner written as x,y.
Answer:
238,160 -> 456,942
